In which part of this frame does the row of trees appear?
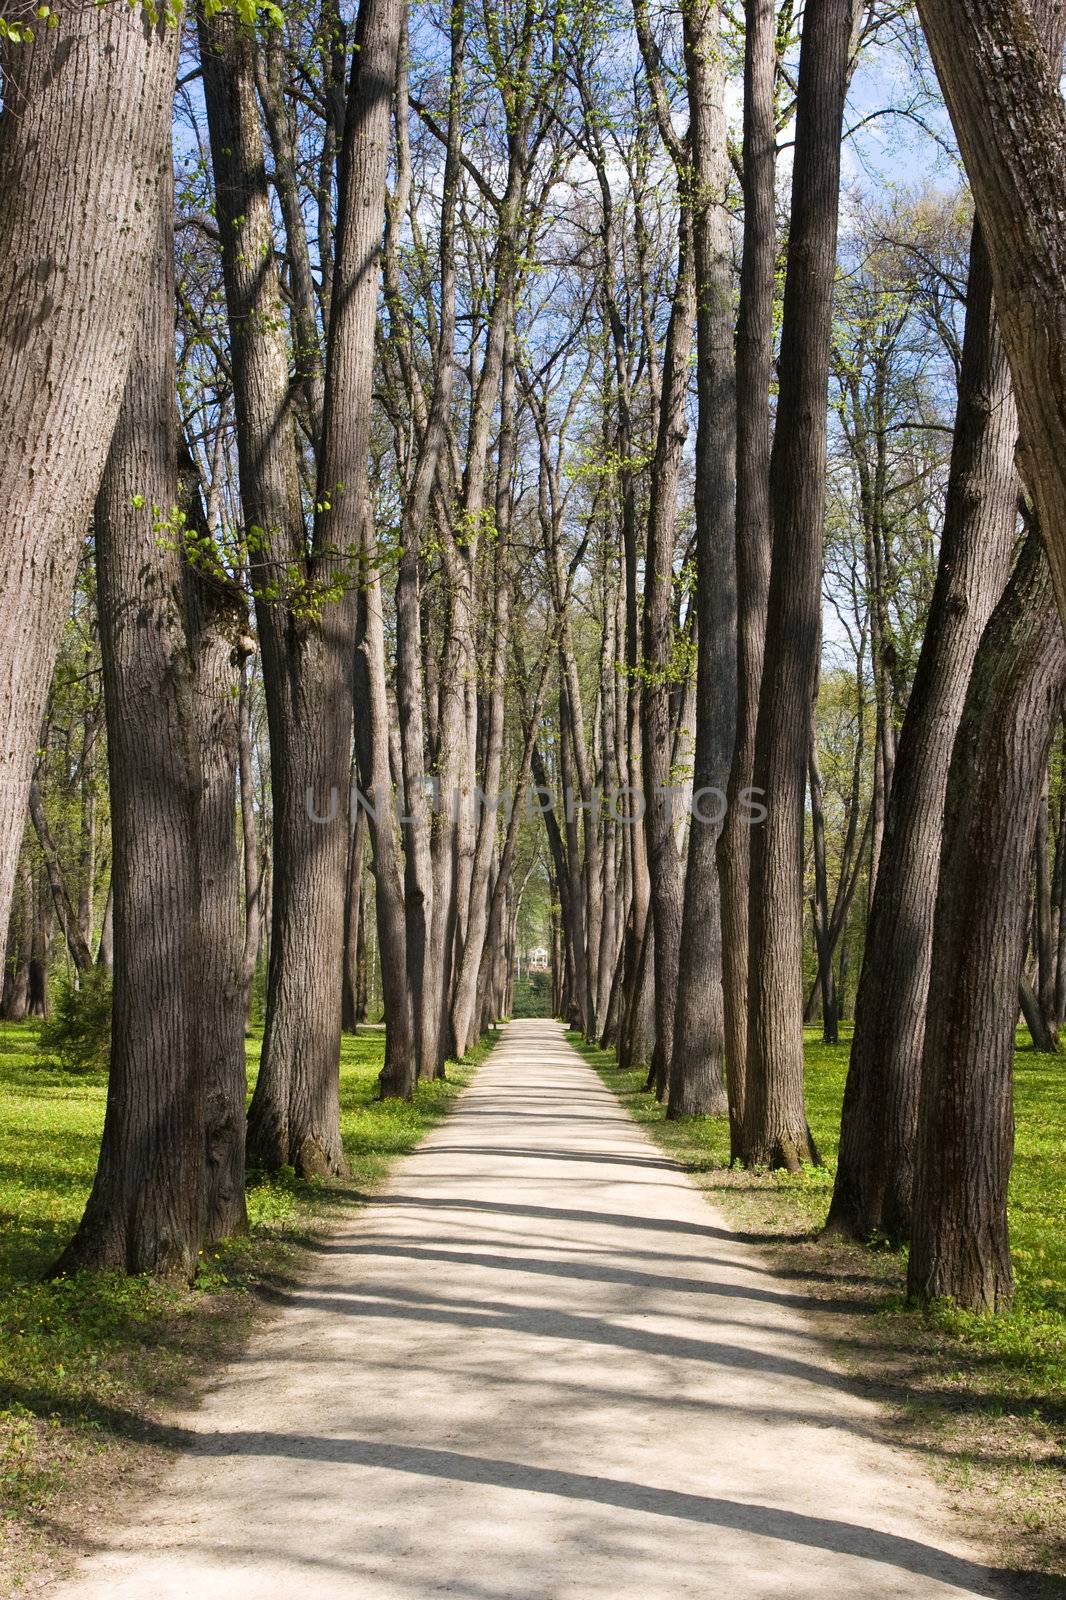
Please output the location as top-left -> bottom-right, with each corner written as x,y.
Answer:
3,0 -> 1066,1313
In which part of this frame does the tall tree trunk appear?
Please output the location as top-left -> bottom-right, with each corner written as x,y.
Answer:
642,223 -> 695,1098
237,665 -> 262,1026
203,0 -> 399,1166
741,0 -> 853,1170
0,2 -> 179,956
450,336 -> 516,1059
719,0 -> 776,1158
825,254 -> 1046,1241
178,447 -> 249,1245
909,523 -> 1066,1312
54,183 -> 206,1281
671,0 -> 737,1118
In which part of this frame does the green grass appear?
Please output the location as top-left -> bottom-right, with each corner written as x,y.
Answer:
575,1025 -> 1066,1592
0,1020 -> 488,1590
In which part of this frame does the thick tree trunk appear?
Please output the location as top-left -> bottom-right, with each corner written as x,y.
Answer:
741,0 -> 852,1170
0,3 -> 179,957
54,185 -> 206,1281
669,0 -> 737,1120
914,0 -> 1066,637
719,0 -> 776,1158
825,240 -> 1038,1241
909,524 -> 1066,1312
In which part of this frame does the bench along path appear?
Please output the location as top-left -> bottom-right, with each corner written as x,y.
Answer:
51,1019 -> 1004,1600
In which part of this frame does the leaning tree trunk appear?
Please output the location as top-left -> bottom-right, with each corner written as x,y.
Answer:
28,778 -> 94,974
0,2 -> 179,957
826,0 -> 1066,1240
741,0 -> 852,1169
54,184 -> 205,1281
719,0 -> 776,1157
909,522 -> 1066,1312
670,0 -> 737,1119
914,0 -> 1066,638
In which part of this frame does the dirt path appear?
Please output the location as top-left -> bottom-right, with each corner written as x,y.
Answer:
47,1019 -> 1007,1599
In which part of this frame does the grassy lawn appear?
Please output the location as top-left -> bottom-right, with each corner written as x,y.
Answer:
0,1021 -> 487,1593
575,1026 -> 1066,1595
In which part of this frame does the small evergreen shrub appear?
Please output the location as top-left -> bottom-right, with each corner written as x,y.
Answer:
38,968 -> 112,1074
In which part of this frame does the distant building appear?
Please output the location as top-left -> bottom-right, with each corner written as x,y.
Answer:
525,946 -> 549,974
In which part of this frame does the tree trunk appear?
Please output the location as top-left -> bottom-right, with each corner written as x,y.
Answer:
908,523 -> 1066,1312
0,2 -> 179,957
178,447 -> 248,1245
2,864 -> 32,1021
342,797 -> 368,1033
914,0 -> 1066,638
741,0 -> 853,1170
642,222 -> 695,1098
202,0 -> 399,1166
670,0 -> 736,1120
28,777 -> 94,974
808,732 -> 838,1045
1018,969 -> 1058,1053
719,0 -> 777,1158
54,183 -> 205,1281
237,665 -> 263,1027
825,237 -> 1039,1242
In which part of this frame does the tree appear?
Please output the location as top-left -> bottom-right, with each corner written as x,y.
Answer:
909,521 -> 1066,1311
742,0 -> 857,1169
914,0 -> 1066,635
718,0 -> 777,1156
0,2 -> 180,957
669,0 -> 737,1120
55,183 -> 216,1278
825,224 -> 1020,1243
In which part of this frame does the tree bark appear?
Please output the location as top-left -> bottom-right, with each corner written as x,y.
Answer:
642,222 -> 695,1098
909,522 -> 1066,1312
719,0 -> 776,1157
0,2 -> 179,957
741,0 -> 853,1170
178,445 -> 249,1244
914,0 -> 1066,637
55,182 -> 206,1280
669,0 -> 737,1120
826,185 -> 1055,1243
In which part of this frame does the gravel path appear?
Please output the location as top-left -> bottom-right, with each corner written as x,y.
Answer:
48,1019 -> 1005,1599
